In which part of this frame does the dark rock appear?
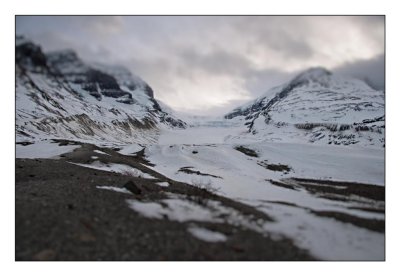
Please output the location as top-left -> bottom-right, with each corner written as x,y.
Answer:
16,41 -> 48,70
143,84 -> 154,98
160,115 -> 187,128
16,141 -> 34,146
124,181 -> 142,195
86,69 -> 120,91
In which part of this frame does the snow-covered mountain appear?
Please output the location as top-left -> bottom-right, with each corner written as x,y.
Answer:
16,37 -> 186,144
225,67 -> 385,147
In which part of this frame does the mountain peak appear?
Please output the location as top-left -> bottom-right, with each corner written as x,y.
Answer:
16,38 -> 47,70
292,67 -> 331,83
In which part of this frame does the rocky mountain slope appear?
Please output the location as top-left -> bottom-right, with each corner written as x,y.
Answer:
225,67 -> 385,147
16,37 -> 186,144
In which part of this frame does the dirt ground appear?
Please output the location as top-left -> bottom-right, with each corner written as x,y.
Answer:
15,143 -> 315,261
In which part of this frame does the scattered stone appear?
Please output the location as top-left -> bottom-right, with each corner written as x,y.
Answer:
235,146 -> 258,157
192,150 -> 198,154
258,160 -> 291,172
124,181 -> 142,195
178,167 -> 222,179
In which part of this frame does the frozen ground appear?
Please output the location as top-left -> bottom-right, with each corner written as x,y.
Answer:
140,120 -> 385,260
15,117 -> 385,260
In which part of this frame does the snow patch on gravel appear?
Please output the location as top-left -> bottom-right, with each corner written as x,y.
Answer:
93,150 -> 111,155
118,144 -> 144,156
155,182 -> 170,187
126,198 -> 218,222
16,141 -> 80,159
70,161 -> 156,179
187,226 -> 227,242
96,186 -> 132,194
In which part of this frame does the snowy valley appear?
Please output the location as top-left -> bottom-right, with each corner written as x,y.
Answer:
16,39 -> 385,261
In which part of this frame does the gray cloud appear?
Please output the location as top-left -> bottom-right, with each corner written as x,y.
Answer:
232,16 -> 315,60
177,48 -> 251,77
333,54 -> 385,90
243,69 -> 294,97
16,16 -> 384,115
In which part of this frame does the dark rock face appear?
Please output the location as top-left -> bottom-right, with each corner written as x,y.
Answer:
159,115 -> 187,128
143,84 -> 154,98
86,69 -> 120,91
47,50 -> 81,69
16,41 -> 47,71
47,51 -> 133,101
45,45 -> 185,131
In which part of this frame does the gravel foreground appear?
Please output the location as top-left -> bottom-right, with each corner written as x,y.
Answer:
16,142 -> 385,261
15,143 -> 316,261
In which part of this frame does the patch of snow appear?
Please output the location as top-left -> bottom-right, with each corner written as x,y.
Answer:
16,141 -> 80,159
118,144 -> 144,156
187,226 -> 227,242
93,150 -> 111,155
157,124 -> 246,145
91,156 -> 99,159
126,201 -> 165,219
96,186 -> 132,194
126,198 -> 217,222
126,194 -> 267,236
262,204 -> 384,261
128,168 -> 156,179
155,182 -> 170,187
70,161 -> 156,179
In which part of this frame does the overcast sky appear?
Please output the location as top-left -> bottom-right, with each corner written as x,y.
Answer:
16,16 -> 384,115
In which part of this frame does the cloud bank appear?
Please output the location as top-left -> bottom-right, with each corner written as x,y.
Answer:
16,16 -> 384,115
